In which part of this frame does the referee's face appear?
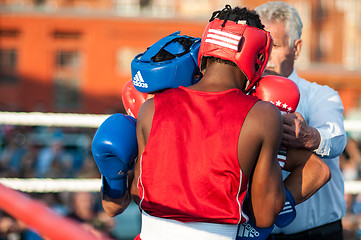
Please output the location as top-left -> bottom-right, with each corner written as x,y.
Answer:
264,21 -> 302,78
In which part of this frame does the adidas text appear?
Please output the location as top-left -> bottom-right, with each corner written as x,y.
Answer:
238,223 -> 260,238
133,71 -> 148,89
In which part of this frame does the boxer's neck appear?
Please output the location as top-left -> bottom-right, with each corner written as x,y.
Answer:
190,62 -> 246,92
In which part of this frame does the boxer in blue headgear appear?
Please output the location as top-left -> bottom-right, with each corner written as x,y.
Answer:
91,31 -> 202,212
131,31 -> 201,93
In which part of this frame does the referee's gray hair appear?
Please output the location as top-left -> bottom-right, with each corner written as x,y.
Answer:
254,1 -> 303,47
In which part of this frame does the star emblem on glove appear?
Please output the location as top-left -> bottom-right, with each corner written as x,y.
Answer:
270,100 -> 293,113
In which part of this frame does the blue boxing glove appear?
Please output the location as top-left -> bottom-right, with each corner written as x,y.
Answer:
274,186 -> 296,228
237,219 -> 274,240
92,113 -> 138,199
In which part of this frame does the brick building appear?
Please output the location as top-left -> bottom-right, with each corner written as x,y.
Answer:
0,0 -> 360,114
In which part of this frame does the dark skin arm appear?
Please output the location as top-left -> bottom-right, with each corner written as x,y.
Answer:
101,171 -> 134,217
238,100 -> 285,228
283,149 -> 331,204
131,99 -> 155,205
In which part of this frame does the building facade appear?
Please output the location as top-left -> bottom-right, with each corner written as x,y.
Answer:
0,0 -> 360,114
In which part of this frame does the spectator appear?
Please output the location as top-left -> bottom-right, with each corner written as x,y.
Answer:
340,134 -> 361,180
35,137 -> 74,178
67,192 -> 115,239
0,130 -> 27,177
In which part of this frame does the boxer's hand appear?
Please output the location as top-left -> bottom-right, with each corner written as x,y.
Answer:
92,113 -> 138,199
282,112 -> 321,150
122,80 -> 148,119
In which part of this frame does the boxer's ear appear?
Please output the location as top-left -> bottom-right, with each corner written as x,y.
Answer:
294,39 -> 302,60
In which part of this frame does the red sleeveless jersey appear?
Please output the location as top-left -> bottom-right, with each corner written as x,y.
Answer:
138,86 -> 258,224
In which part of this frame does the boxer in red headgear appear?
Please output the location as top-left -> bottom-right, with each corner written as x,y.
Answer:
132,5 -> 285,240
198,15 -> 272,93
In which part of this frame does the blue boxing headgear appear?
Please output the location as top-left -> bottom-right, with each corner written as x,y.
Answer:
131,31 -> 201,93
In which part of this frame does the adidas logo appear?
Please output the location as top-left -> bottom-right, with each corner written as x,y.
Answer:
279,201 -> 294,215
133,71 -> 148,89
237,222 -> 260,238
205,28 -> 241,51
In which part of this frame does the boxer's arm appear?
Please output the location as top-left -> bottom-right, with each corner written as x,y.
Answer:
241,101 -> 285,228
101,171 -> 135,217
283,149 -> 331,204
131,98 -> 155,205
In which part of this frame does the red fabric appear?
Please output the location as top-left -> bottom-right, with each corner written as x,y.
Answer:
122,80 -> 148,119
198,19 -> 272,92
250,75 -> 300,114
0,183 -> 110,240
134,234 -> 141,240
138,86 -> 258,224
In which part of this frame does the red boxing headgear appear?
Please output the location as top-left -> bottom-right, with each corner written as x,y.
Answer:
198,18 -> 273,92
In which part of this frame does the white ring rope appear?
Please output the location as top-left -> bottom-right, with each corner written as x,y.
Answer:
0,178 -> 101,193
0,111 -> 111,128
0,177 -> 358,194
344,119 -> 361,132
344,180 -> 361,194
0,111 -> 359,132
0,111 -> 359,131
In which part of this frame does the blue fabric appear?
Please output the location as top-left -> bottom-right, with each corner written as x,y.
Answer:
131,32 -> 201,93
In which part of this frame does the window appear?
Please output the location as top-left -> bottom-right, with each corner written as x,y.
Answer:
116,47 -> 140,75
54,50 -> 81,110
53,31 -> 82,40
0,29 -> 20,38
34,0 -> 46,7
56,50 -> 79,68
0,48 -> 18,83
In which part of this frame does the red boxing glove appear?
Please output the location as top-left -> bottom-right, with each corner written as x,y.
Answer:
122,80 -> 148,119
250,75 -> 300,169
250,75 -> 300,115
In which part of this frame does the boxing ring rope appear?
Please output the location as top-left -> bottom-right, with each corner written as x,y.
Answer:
0,111 -> 359,131
0,178 -> 101,193
0,177 -> 358,194
0,183 -> 113,240
0,111 -> 359,239
0,111 -> 110,128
